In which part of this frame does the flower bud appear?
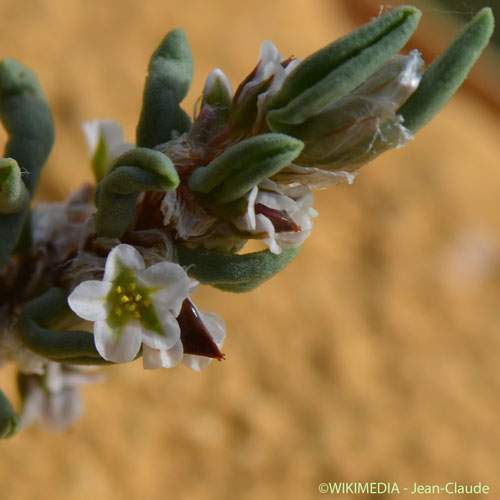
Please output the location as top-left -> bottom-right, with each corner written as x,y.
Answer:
190,69 -> 233,142
230,41 -> 301,135
202,68 -> 233,111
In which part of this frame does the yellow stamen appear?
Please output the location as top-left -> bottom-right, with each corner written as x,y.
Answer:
134,294 -> 142,302
120,295 -> 131,303
114,307 -> 122,316
115,286 -> 123,294
126,303 -> 137,312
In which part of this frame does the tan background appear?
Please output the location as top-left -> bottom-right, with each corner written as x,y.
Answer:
1,1 -> 500,499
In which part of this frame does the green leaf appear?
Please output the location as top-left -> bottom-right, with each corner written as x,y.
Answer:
266,6 -> 421,131
94,148 -> 179,238
399,7 -> 494,133
0,58 -> 55,196
109,147 -> 180,184
0,157 -> 30,214
136,28 -> 194,148
177,244 -> 300,292
17,287 -> 112,365
0,59 -> 54,269
0,389 -> 21,439
188,133 -> 303,204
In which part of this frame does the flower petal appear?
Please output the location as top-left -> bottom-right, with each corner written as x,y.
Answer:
256,190 -> 296,212
68,281 -> 111,321
245,185 -> 259,230
94,319 -> 142,363
81,119 -> 124,156
141,311 -> 180,350
255,214 -> 280,254
81,120 -> 101,155
45,387 -> 82,432
142,342 -> 183,370
181,353 -> 213,371
103,244 -> 145,281
189,280 -> 200,294
139,262 -> 191,316
99,120 -> 126,153
199,311 -> 226,347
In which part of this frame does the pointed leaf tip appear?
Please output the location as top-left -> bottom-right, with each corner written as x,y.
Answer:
399,6 -> 494,133
266,5 -> 421,131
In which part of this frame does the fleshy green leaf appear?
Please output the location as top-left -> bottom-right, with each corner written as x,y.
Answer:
0,389 -> 21,439
0,58 -> 54,195
94,148 -> 179,238
0,157 -> 30,214
266,6 -> 421,131
188,133 -> 303,204
399,7 -> 494,133
17,287 -> 112,365
0,58 -> 54,269
177,244 -> 300,292
136,28 -> 194,148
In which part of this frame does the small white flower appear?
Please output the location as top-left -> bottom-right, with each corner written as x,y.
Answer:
237,41 -> 301,130
20,363 -> 104,432
81,119 -> 134,181
68,244 -> 192,363
255,41 -> 301,95
233,180 -> 317,254
142,299 -> 226,371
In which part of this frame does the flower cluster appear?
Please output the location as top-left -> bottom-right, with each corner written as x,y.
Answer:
0,6 -> 493,437
68,244 -> 225,370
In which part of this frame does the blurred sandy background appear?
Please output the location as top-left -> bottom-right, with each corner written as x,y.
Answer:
1,1 -> 500,499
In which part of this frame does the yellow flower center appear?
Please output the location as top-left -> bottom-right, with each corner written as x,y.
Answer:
106,267 -> 163,336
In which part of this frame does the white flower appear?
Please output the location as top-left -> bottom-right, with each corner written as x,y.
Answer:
233,180 -> 317,254
67,244 -> 192,363
20,363 -> 104,432
237,41 -> 301,130
244,41 -> 300,102
81,119 -> 134,181
142,299 -> 226,371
